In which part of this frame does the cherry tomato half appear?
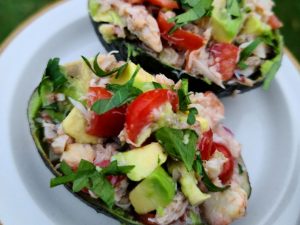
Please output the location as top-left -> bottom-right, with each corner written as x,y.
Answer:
125,89 -> 178,144
268,14 -> 283,30
86,87 -> 126,138
214,143 -> 234,184
157,12 -> 205,51
199,129 -> 216,161
126,0 -> 178,9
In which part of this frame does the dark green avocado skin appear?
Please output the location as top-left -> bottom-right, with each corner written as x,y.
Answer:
90,18 -> 269,98
28,89 -> 142,225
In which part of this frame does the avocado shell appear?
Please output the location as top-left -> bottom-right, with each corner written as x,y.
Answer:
27,62 -> 142,225
89,16 -> 283,98
28,60 -> 251,225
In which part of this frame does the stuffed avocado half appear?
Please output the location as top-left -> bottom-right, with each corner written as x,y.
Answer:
28,53 -> 251,225
88,0 -> 283,97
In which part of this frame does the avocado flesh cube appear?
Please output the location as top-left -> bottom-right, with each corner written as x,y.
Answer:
62,108 -> 99,144
168,162 -> 210,206
62,61 -> 94,102
99,24 -> 117,43
242,15 -> 271,36
89,0 -> 123,26
211,0 -> 244,43
129,167 -> 175,214
113,142 -> 167,181
110,62 -> 155,92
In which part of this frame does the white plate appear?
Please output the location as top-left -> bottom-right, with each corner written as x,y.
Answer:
0,0 -> 300,224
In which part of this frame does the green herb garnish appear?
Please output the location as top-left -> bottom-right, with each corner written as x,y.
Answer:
168,0 -> 213,31
155,127 -> 198,171
50,160 -> 134,208
194,155 -> 230,192
81,53 -> 128,78
44,58 -> 68,89
238,38 -> 263,69
187,107 -> 198,125
92,65 -> 143,115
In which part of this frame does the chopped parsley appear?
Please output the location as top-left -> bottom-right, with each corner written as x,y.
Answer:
50,160 -> 134,208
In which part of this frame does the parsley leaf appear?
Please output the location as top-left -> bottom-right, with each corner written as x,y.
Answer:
169,0 -> 212,30
45,58 -> 67,89
177,79 -> 190,111
238,38 -> 263,69
155,127 -> 198,171
50,159 -> 134,208
101,160 -> 134,175
152,82 -> 163,89
90,172 -> 115,208
187,107 -> 198,125
92,65 -> 142,115
194,155 -> 230,192
92,85 -> 142,115
81,53 -> 128,78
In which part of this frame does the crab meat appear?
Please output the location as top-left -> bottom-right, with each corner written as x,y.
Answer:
186,48 -> 224,88
124,6 -> 162,52
204,151 -> 228,180
190,92 -> 224,128
203,185 -> 248,225
150,192 -> 189,225
51,134 -> 71,155
101,0 -> 162,52
61,143 -> 95,168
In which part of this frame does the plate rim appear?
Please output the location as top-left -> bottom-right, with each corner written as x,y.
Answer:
0,1 -> 300,225
0,1 -> 300,75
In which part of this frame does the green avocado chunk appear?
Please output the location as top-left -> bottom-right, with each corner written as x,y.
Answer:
89,0 -> 123,26
110,62 -> 156,92
168,162 -> 210,206
112,142 -> 167,181
211,0 -> 244,43
129,167 -> 175,214
242,14 -> 271,36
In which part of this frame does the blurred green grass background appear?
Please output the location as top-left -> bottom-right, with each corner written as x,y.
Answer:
0,0 -> 300,61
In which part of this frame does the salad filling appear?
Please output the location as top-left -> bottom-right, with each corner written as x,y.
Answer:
89,0 -> 283,94
28,53 -> 251,225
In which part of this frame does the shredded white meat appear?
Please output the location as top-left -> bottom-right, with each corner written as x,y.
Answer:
159,48 -> 185,68
93,143 -> 118,165
190,92 -> 224,129
150,193 -> 189,225
61,143 -> 95,168
155,74 -> 175,86
51,134 -> 71,155
99,0 -> 162,52
186,48 -> 224,88
204,151 -> 228,180
203,185 -> 248,225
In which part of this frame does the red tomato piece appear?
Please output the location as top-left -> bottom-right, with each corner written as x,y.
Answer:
157,12 -> 205,51
86,87 -> 126,138
126,0 -> 144,4
126,0 -> 178,9
137,213 -> 158,225
148,0 -> 178,9
268,15 -> 283,30
210,43 -> 239,81
214,143 -> 234,184
125,89 -> 178,144
198,129 -> 216,161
